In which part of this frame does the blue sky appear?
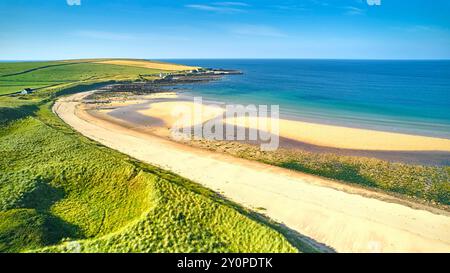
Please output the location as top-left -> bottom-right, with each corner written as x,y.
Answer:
1,0 -> 449,60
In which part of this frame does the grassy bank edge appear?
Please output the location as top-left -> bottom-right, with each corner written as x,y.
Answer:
183,138 -> 450,211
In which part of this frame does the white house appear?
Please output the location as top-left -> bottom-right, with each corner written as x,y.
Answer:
20,88 -> 32,95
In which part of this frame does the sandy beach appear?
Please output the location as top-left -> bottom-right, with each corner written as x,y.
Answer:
53,91 -> 450,253
130,99 -> 450,152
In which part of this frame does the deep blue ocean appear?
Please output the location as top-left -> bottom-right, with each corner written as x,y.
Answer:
163,59 -> 450,138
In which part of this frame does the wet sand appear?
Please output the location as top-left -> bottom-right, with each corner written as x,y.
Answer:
100,97 -> 450,165
228,116 -> 450,151
53,91 -> 450,253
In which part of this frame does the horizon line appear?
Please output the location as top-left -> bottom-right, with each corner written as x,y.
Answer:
1,57 -> 450,62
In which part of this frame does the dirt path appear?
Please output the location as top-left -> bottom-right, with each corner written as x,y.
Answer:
53,91 -> 450,253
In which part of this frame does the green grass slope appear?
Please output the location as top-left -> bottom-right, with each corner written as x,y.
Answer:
0,60 -> 301,253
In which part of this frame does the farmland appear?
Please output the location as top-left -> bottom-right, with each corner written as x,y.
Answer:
93,59 -> 199,71
0,60 -> 301,253
0,59 -> 194,96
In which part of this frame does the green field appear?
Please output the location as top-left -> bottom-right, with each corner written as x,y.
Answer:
0,61 -> 68,76
0,60 -> 169,95
0,60 -> 303,253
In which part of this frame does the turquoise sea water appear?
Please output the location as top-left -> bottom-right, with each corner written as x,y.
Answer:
164,59 -> 450,138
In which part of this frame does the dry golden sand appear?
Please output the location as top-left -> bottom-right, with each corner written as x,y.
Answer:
137,101 -> 225,128
137,100 -> 450,152
54,91 -> 450,253
230,116 -> 450,151
94,59 -> 198,71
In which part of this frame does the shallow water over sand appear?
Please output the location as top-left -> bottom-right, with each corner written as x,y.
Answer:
161,59 -> 450,139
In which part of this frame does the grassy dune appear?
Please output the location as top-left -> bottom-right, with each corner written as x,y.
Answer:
187,139 -> 450,206
0,60 -> 300,253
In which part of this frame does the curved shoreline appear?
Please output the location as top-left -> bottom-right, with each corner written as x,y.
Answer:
53,90 -> 450,253
101,95 -> 450,152
97,95 -> 450,165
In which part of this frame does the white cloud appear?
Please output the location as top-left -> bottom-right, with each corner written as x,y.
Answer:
269,5 -> 309,12
344,6 -> 366,15
185,3 -> 245,13
214,2 -> 249,6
